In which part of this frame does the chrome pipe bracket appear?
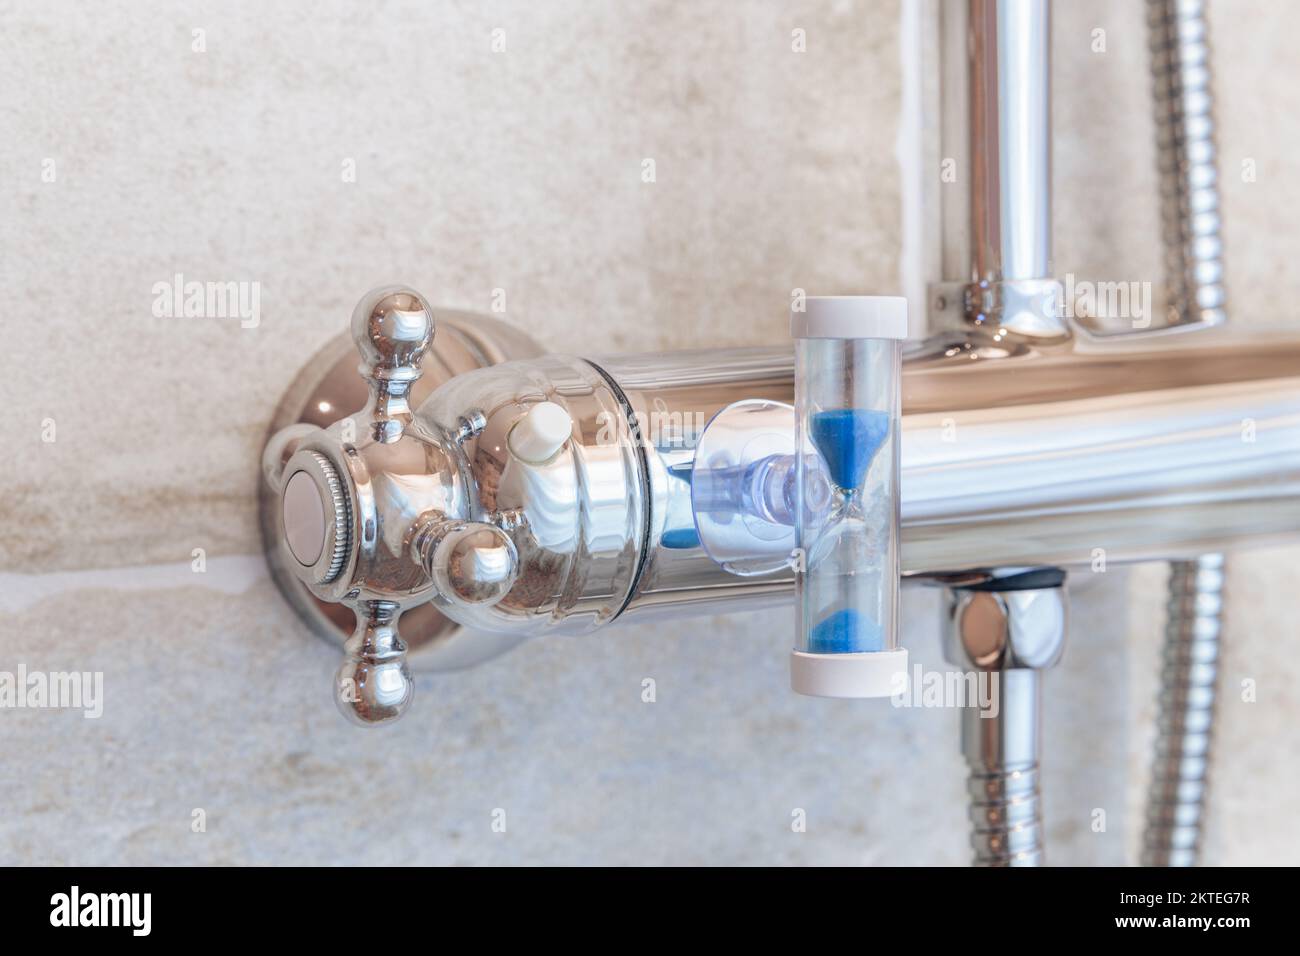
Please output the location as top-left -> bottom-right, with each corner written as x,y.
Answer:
928,278 -> 1069,344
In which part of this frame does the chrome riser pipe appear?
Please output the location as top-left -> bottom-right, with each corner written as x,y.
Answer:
933,0 -> 1066,341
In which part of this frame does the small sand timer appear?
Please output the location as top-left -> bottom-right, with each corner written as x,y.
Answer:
791,296 -> 908,698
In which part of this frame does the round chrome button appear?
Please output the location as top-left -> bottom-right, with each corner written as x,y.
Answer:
283,470 -> 326,566
279,451 -> 351,585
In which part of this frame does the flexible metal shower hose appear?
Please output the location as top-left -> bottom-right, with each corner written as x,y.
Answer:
1148,0 -> 1227,328
1142,0 -> 1228,868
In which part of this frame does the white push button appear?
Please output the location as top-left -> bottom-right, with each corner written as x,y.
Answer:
507,401 -> 572,463
283,470 -> 327,565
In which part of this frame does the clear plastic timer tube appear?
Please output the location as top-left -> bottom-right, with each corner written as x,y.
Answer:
791,296 -> 906,698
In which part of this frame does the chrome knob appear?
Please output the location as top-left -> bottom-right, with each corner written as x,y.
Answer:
322,285 -> 438,724
336,601 -> 414,726
351,284 -> 435,443
265,285 -> 521,727
416,520 -> 520,608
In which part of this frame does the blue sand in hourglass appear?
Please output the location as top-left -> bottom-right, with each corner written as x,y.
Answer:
808,607 -> 885,654
808,408 -> 892,491
661,527 -> 701,549
806,408 -> 892,654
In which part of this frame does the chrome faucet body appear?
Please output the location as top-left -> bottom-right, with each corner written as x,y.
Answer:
262,310 -> 1300,677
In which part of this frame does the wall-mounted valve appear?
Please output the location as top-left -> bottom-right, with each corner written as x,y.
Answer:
265,287 -> 913,726
262,286 -> 559,725
263,283 -> 711,727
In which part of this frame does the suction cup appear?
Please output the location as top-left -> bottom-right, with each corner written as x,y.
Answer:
690,399 -> 831,577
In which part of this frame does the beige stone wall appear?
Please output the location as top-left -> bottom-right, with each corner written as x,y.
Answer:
1,0 -> 1294,864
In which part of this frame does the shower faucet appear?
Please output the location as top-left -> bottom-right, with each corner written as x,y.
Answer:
259,0 -> 1300,864
260,280 -> 1300,713
262,288 -> 913,724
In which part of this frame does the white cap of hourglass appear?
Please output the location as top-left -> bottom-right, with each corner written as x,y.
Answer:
791,648 -> 911,699
791,295 -> 908,340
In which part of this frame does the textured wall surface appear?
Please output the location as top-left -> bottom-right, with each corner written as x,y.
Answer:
1,0 -> 1295,865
